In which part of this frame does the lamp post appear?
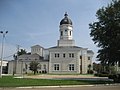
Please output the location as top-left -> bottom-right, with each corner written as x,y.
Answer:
0,31 -> 8,78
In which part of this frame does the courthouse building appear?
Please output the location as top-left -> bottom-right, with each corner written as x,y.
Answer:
8,13 -> 94,74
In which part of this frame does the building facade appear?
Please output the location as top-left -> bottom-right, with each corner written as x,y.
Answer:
8,13 -> 94,74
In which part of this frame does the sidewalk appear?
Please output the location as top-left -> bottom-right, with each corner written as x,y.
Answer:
24,74 -> 110,81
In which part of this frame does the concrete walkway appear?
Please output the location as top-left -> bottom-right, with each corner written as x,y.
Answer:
23,74 -> 111,81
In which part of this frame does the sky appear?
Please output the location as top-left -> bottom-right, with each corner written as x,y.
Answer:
0,0 -> 112,61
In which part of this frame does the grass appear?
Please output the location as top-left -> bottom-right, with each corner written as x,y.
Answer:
0,76 -> 113,87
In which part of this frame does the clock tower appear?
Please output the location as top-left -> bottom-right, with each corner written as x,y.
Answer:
58,12 -> 75,46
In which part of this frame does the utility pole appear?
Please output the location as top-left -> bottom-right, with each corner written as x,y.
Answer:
0,31 -> 8,78
15,45 -> 20,74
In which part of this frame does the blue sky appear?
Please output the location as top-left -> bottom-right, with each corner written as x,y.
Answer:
0,0 -> 111,61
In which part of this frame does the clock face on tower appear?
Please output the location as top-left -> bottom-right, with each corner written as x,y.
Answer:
65,30 -> 67,32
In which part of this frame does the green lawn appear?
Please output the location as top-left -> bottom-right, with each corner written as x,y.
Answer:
0,76 -> 113,87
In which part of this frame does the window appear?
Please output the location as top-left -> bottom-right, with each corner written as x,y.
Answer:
43,64 -> 46,70
39,64 -> 41,69
58,54 -> 59,57
61,31 -> 63,36
69,64 -> 74,71
69,53 -> 74,58
63,53 -> 65,58
55,53 -> 59,58
70,31 -> 71,36
88,57 -> 90,60
69,53 -> 71,57
54,64 -> 59,71
80,56 -> 82,59
72,53 -> 74,58
55,54 -> 57,57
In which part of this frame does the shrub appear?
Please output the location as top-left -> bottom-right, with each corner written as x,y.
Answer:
98,74 -> 109,77
108,74 -> 115,79
94,73 -> 99,76
87,70 -> 94,74
94,73 -> 109,77
108,74 -> 120,83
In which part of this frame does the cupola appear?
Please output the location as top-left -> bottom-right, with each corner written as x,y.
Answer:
60,12 -> 72,25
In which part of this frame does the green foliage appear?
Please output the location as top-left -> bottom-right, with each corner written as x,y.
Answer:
108,74 -> 120,83
87,64 -> 93,74
93,62 -> 118,74
89,0 -> 120,64
94,73 -> 109,77
93,63 -> 102,73
88,64 -> 92,70
17,49 -> 27,56
13,49 -> 27,60
87,70 -> 93,74
29,61 -> 39,74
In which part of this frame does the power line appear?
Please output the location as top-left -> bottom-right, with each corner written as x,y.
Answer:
3,53 -> 16,59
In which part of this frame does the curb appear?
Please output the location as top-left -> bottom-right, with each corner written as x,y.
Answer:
16,85 -> 95,89
0,84 -> 120,89
16,84 -> 120,89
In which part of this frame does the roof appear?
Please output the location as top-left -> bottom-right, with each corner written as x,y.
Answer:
87,50 -> 94,54
18,53 -> 44,61
60,12 -> 72,25
31,45 -> 43,48
49,46 -> 82,49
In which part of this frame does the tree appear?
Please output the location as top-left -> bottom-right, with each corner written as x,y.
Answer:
13,49 -> 27,59
17,49 -> 27,56
89,0 -> 120,65
29,61 -> 39,75
88,64 -> 92,70
93,62 -> 102,73
87,64 -> 93,74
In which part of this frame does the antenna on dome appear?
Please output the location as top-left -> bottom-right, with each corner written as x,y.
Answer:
64,12 -> 68,17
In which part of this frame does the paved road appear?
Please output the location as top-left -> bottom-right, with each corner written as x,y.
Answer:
0,85 -> 120,90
